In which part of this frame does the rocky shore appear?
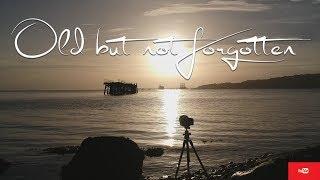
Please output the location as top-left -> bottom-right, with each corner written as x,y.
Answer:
6,137 -> 317,180
161,145 -> 320,180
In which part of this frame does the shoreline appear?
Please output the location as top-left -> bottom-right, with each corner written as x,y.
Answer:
2,141 -> 319,180
1,144 -> 319,180
160,145 -> 320,180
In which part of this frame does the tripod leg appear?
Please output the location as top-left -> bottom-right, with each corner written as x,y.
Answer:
189,140 -> 210,179
175,140 -> 186,179
186,141 -> 191,179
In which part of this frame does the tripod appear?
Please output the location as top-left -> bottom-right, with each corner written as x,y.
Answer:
175,128 -> 209,179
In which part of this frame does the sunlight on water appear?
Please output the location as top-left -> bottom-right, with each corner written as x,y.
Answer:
162,90 -> 180,147
1,90 -> 320,179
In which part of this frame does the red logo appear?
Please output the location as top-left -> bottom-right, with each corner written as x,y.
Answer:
288,162 -> 320,180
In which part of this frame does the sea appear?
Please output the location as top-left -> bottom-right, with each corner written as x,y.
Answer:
0,89 -> 320,179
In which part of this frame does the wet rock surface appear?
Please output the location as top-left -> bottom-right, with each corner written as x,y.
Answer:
61,136 -> 145,180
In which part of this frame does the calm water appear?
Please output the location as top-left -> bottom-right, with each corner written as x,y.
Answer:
0,89 -> 320,179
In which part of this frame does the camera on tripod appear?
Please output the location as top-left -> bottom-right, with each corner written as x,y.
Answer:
179,115 -> 194,129
175,115 -> 209,179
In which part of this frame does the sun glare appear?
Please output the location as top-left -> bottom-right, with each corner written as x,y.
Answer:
148,42 -> 188,76
162,90 -> 180,146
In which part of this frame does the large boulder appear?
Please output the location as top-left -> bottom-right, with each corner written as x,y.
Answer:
61,136 -> 145,180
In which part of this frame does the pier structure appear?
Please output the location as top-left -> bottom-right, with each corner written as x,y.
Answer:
180,83 -> 187,89
103,81 -> 138,96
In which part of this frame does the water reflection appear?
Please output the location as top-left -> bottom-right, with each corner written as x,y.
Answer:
162,90 -> 180,146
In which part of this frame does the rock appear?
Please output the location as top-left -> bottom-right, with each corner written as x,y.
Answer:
0,158 -> 10,174
231,159 -> 287,180
246,158 -> 256,167
43,146 -> 79,155
144,147 -> 164,157
61,136 -> 145,180
160,145 -> 320,180
261,153 -> 272,159
231,146 -> 320,180
236,163 -> 246,171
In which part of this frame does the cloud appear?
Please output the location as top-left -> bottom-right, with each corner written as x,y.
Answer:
108,27 -> 134,33
269,12 -> 320,24
81,24 -> 97,26
313,0 -> 320,4
289,0 -> 320,4
144,0 -> 271,16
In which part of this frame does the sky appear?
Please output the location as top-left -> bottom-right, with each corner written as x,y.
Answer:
0,0 -> 319,90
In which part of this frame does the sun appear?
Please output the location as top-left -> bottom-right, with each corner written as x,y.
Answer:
147,41 -> 188,76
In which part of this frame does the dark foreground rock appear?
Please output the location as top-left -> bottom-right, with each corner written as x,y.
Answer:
0,158 -> 10,174
61,136 -> 145,180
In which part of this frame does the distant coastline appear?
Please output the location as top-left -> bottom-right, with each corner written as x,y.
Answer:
1,74 -> 320,92
197,74 -> 320,89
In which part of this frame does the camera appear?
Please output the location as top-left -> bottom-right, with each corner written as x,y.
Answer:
179,115 -> 194,129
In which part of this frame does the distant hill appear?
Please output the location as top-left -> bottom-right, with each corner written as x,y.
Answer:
197,74 -> 320,89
